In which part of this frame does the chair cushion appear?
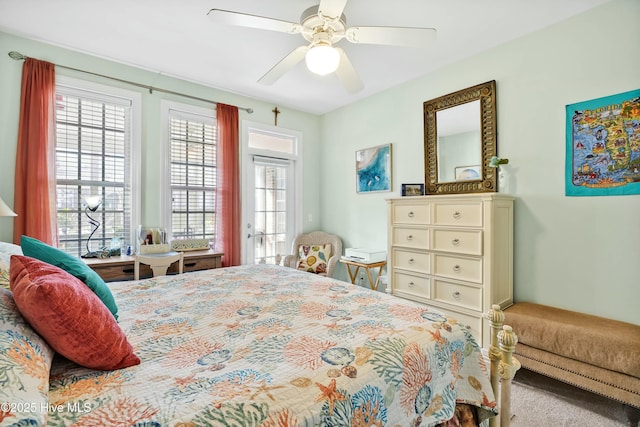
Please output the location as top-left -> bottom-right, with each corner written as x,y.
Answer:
20,235 -> 118,319
10,255 -> 140,371
296,243 -> 332,274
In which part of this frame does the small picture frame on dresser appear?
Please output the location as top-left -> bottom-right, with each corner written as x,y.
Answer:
401,183 -> 425,196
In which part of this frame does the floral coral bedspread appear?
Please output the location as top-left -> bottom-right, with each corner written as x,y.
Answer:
48,265 -> 497,426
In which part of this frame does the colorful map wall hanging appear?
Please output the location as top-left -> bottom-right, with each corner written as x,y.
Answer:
566,89 -> 640,196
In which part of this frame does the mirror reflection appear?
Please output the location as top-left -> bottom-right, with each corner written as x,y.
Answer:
423,80 -> 497,195
436,100 -> 481,183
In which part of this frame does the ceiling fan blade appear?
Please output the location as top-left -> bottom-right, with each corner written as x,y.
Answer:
258,45 -> 309,85
207,9 -> 301,34
318,0 -> 348,21
346,26 -> 437,48
334,48 -> 363,93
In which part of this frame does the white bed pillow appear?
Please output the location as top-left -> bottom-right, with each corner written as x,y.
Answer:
0,242 -> 22,289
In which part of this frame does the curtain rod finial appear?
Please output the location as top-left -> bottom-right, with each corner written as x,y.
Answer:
8,51 -> 27,61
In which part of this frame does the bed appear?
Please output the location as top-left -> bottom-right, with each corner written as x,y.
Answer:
1,247 -> 518,427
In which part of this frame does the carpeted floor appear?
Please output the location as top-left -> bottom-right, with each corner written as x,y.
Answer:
508,368 -> 629,426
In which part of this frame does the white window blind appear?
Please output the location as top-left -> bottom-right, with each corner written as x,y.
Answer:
169,110 -> 217,240
55,86 -> 134,256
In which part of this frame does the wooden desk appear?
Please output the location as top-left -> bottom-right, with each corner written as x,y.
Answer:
84,249 -> 223,282
339,258 -> 386,291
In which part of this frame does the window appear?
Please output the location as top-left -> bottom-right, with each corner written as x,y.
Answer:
163,102 -> 217,241
55,78 -> 140,256
248,130 -> 296,154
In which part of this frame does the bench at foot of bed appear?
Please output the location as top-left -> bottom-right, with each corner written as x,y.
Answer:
504,302 -> 640,427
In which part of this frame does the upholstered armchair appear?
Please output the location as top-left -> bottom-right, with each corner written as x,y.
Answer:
283,231 -> 343,278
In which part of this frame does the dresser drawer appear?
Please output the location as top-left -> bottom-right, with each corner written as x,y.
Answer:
432,202 -> 482,227
433,279 -> 482,311
393,272 -> 430,297
393,249 -> 429,273
393,203 -> 429,225
89,263 -> 139,282
432,229 -> 482,256
433,254 -> 482,283
177,255 -> 221,273
393,227 -> 429,249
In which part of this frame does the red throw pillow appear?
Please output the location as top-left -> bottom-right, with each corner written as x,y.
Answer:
9,255 -> 140,370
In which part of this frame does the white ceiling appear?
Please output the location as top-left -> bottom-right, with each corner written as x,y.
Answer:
0,0 -> 611,115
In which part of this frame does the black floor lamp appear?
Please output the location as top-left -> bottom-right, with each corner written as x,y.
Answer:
81,195 -> 102,259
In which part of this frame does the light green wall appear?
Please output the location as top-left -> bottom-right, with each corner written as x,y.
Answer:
0,31 -> 322,242
320,0 -> 640,324
1,0 -> 638,325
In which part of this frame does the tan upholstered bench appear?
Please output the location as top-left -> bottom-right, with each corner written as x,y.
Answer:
504,302 -> 640,425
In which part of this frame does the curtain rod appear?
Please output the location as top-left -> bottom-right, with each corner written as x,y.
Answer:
8,51 -> 254,114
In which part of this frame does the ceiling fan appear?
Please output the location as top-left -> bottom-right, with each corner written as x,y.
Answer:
207,0 -> 436,93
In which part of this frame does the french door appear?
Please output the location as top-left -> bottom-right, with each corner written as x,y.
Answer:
242,121 -> 302,265
246,156 -> 295,265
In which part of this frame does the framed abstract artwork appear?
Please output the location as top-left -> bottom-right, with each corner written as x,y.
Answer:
566,88 -> 640,196
356,143 -> 392,193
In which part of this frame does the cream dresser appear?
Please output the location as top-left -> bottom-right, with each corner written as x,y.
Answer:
387,193 -> 514,347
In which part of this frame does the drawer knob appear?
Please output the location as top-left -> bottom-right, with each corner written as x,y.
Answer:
453,211 -> 461,220
408,258 -> 415,264
408,281 -> 415,287
406,235 -> 413,241
408,211 -> 414,218
453,291 -> 461,299
453,265 -> 461,273
451,238 -> 460,246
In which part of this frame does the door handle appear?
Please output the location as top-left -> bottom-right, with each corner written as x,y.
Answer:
248,232 -> 265,244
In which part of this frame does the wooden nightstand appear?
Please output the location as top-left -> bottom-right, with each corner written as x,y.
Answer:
84,250 -> 223,282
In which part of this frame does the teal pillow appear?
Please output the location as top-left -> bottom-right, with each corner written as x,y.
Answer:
20,235 -> 118,319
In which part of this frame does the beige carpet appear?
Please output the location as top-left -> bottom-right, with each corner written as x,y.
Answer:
507,368 -> 628,426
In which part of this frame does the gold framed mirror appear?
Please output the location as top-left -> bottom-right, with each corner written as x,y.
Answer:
423,80 -> 497,194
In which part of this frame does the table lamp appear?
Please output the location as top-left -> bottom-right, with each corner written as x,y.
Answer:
0,196 -> 17,217
81,195 -> 102,258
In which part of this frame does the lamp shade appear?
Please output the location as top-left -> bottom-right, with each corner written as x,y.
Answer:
85,195 -> 102,211
0,196 -> 17,217
305,44 -> 340,76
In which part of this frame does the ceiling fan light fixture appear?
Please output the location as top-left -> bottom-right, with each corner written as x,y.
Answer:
305,44 -> 340,76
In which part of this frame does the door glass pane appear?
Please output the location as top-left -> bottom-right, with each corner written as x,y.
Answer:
253,161 -> 288,265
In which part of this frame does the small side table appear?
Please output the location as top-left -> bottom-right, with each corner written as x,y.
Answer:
340,258 -> 387,291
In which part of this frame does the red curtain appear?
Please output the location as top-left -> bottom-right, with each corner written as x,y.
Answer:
13,58 -> 58,246
215,103 -> 241,266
